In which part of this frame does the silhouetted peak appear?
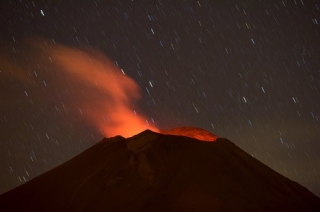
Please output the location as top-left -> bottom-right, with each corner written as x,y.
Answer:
127,129 -> 159,153
162,126 -> 218,142
1,126 -> 320,211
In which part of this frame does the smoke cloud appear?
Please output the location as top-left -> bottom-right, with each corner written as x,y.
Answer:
2,39 -> 159,138
45,43 -> 158,137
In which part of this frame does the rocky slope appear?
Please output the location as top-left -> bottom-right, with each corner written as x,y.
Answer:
1,127 -> 320,211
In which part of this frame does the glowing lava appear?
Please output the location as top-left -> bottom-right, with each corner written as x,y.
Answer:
162,126 -> 218,142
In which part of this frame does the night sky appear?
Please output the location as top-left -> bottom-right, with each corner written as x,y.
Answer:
1,0 -> 320,196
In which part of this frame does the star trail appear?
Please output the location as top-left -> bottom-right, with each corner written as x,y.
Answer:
1,0 -> 320,196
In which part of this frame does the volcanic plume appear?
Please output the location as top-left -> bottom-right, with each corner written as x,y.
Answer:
41,42 -> 159,137
0,39 -> 159,138
1,127 -> 319,211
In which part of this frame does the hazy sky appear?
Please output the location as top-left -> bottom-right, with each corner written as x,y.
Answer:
1,0 -> 320,196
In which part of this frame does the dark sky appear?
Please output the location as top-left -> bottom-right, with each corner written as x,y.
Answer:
1,0 -> 320,196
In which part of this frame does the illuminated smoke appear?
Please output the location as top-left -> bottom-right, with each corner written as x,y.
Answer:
43,43 -> 159,137
0,39 -> 159,138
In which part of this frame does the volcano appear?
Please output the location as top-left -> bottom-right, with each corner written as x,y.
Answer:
1,127 -> 320,211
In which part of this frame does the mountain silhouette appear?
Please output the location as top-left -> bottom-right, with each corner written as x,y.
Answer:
1,127 -> 320,211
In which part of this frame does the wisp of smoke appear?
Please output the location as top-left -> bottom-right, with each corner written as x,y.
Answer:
1,39 -> 159,137
42,43 -> 159,137
0,39 -> 158,138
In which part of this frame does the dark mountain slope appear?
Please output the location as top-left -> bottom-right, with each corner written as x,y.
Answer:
1,128 -> 320,211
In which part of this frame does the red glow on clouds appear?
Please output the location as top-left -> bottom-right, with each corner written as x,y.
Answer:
44,43 -> 159,137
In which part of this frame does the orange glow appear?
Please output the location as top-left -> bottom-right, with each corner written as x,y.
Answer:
40,41 -> 159,137
162,126 -> 217,142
